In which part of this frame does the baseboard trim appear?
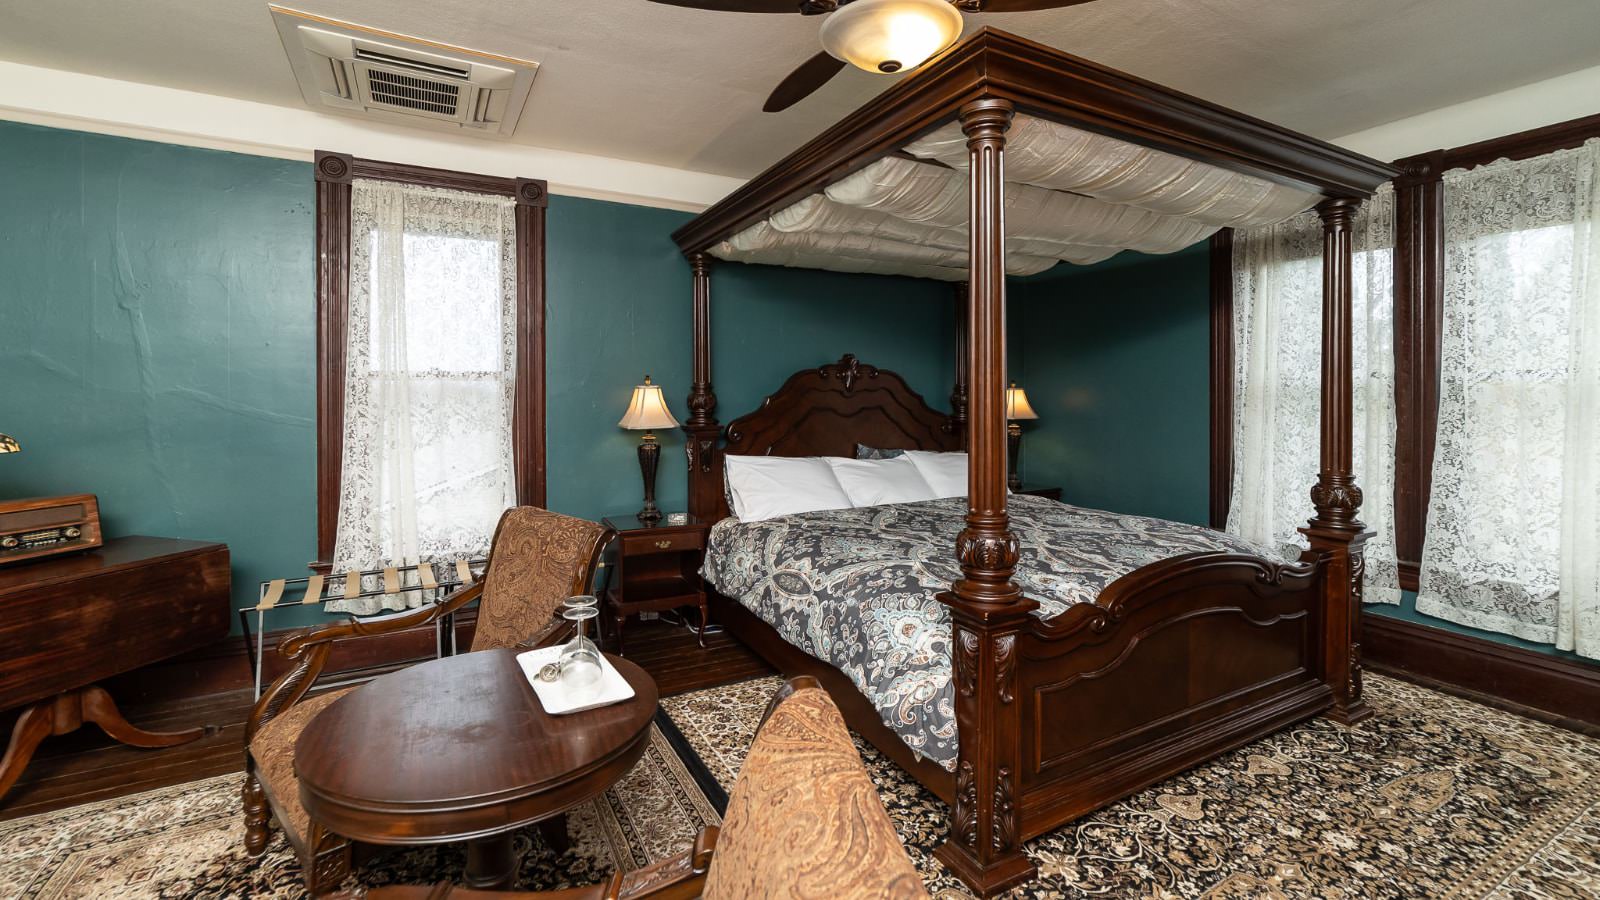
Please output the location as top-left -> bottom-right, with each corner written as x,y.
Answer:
1362,612 -> 1599,736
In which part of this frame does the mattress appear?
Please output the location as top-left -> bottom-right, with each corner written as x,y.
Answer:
701,493 -> 1270,771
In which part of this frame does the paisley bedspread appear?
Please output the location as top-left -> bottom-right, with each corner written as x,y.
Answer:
701,493 -> 1270,771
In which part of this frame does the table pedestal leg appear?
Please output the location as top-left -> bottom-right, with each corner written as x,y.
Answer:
1,685 -> 206,805
464,832 -> 519,890
537,813 -> 571,855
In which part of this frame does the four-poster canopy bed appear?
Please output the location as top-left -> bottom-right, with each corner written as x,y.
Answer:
670,29 -> 1397,896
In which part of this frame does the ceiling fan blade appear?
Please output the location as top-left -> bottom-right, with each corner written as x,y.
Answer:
764,51 -> 848,112
972,0 -> 1099,11
645,0 -> 806,12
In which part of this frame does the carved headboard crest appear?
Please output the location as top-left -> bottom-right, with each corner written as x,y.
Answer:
698,355 -> 960,520
818,354 -> 879,396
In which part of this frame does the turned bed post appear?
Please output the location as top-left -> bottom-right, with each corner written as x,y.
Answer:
684,252 -> 721,521
934,97 -> 1039,897
1303,197 -> 1375,725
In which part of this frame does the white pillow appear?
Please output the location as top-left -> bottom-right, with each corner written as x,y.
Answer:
903,450 -> 968,499
825,456 -> 938,508
724,455 -> 854,523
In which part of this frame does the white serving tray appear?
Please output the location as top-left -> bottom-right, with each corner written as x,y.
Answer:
516,646 -> 636,715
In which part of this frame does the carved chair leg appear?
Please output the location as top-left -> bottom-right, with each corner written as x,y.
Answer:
242,770 -> 273,856
306,821 -> 353,897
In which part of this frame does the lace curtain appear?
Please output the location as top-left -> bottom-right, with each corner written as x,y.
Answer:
1417,140 -> 1600,658
1227,187 -> 1402,605
329,179 -> 519,615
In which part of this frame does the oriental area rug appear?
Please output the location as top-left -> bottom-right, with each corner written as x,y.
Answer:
3,675 -> 1595,899
0,720 -> 720,899
660,673 -> 1600,900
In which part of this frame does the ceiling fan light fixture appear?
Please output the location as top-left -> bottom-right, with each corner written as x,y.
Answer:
819,0 -> 963,76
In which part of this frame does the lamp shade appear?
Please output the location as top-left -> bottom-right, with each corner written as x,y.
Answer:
618,376 -> 680,431
819,0 -> 963,75
0,433 -> 18,454
1005,384 -> 1039,421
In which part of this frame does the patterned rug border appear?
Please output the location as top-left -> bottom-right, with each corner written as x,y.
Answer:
653,708 -> 730,814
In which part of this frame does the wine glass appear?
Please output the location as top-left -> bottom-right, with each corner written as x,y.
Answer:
558,595 -> 603,698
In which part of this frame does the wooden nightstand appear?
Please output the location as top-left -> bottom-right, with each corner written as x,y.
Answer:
600,515 -> 710,656
1018,486 -> 1062,501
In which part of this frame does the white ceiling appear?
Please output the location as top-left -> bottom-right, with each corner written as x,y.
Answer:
1,0 -> 1597,180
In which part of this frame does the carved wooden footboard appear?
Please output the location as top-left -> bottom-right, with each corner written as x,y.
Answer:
1010,553 -> 1330,839
686,353 -> 1372,897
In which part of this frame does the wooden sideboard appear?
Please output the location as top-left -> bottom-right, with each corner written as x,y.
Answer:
0,536 -> 230,804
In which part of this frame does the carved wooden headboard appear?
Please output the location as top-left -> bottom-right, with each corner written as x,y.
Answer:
699,354 -> 960,521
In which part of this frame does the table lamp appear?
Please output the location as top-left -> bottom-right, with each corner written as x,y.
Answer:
618,376 -> 680,524
1004,383 -> 1038,492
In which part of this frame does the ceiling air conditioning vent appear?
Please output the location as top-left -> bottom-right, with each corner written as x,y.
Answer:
366,69 -> 461,117
270,5 -> 538,138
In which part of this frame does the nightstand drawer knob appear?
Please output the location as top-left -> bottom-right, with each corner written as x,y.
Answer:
654,539 -> 672,549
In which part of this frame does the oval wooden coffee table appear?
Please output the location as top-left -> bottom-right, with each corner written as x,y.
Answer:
295,647 -> 659,889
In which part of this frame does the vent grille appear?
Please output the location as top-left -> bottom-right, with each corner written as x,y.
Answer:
366,69 -> 461,116
354,47 -> 470,80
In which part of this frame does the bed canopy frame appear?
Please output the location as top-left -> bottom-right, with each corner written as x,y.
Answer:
671,28 -> 1396,896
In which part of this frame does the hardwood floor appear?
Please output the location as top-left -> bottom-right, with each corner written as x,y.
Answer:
0,619 -> 771,822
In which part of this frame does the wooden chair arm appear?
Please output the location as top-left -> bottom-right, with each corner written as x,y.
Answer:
285,580 -> 485,658
358,827 -> 717,900
247,579 -> 485,741
614,825 -> 717,900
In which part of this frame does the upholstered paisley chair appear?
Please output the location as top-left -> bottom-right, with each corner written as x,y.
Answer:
365,676 -> 928,900
243,507 -> 615,897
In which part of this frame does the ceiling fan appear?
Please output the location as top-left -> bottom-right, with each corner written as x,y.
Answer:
647,0 -> 1101,112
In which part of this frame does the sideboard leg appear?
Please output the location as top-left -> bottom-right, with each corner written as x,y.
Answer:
0,703 -> 53,804
80,684 -> 205,748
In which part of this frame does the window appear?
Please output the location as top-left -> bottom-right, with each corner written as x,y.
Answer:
314,153 -> 546,611
1224,190 -> 1402,607
1416,141 -> 1599,655
1213,114 -> 1600,659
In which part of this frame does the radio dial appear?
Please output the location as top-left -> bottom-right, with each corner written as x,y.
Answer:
64,526 -> 82,539
1,536 -> 18,549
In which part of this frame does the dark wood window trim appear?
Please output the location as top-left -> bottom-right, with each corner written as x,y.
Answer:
313,151 -> 548,564
1211,113 -> 1600,592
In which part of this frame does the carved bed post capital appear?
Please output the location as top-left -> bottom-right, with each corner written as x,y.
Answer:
1302,194 -> 1375,726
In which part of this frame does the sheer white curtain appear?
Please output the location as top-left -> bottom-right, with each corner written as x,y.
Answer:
1417,140 -> 1600,658
329,179 -> 519,614
1228,187 -> 1401,605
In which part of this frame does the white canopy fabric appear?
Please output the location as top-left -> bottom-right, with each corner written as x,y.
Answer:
712,113 -> 1321,281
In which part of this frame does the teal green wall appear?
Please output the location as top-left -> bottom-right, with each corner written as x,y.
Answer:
0,121 -> 950,633
1011,246 -> 1212,525
0,120 -> 317,628
546,200 -> 953,523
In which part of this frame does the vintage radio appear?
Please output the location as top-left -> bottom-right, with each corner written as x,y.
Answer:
0,494 -> 103,565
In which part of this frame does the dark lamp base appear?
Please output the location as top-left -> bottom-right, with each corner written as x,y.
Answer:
636,433 -> 662,524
